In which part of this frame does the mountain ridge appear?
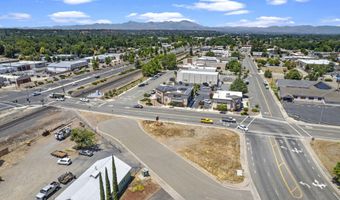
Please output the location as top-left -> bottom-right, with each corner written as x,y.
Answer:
7,20 -> 340,34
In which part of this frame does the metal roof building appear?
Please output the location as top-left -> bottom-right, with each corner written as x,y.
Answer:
47,60 -> 88,73
55,156 -> 131,200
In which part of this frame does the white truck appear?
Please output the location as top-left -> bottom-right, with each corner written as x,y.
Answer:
36,181 -> 60,200
55,127 -> 71,141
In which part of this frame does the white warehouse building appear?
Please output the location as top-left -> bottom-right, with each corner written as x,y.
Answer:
47,60 -> 88,73
177,69 -> 219,85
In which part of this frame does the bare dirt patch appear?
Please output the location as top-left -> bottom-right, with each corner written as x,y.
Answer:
77,110 -> 116,128
311,139 -> 340,176
140,121 -> 243,183
121,177 -> 160,200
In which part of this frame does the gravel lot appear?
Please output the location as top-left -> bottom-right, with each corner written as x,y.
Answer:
0,125 -> 140,200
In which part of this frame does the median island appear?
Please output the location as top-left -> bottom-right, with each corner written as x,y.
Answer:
141,120 -> 244,183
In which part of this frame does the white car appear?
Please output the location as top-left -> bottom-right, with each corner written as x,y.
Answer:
237,125 -> 249,132
80,98 -> 89,102
57,157 -> 72,165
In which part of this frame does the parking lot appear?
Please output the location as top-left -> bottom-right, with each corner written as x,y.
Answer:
283,102 -> 340,126
0,129 -> 140,200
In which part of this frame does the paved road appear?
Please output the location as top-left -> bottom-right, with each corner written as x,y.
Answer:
243,56 -> 283,120
98,118 -> 253,200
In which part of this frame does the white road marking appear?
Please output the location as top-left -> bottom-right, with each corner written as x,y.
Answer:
312,179 -> 326,189
299,181 -> 311,189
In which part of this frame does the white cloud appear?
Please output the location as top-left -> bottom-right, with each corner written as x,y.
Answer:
49,11 -> 111,24
225,10 -> 249,15
321,18 -> 340,26
128,12 -> 194,22
63,0 -> 93,5
174,0 -> 245,12
295,0 -> 309,2
267,0 -> 287,5
226,16 -> 294,27
126,13 -> 138,18
0,13 -> 31,20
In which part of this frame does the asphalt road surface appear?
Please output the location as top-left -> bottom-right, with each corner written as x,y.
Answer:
98,118 -> 253,200
243,56 -> 283,120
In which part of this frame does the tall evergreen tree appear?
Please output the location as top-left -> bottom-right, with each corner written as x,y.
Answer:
99,172 -> 105,200
112,156 -> 119,200
105,167 -> 112,200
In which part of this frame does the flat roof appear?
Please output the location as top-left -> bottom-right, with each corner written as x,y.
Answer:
55,156 -> 131,200
178,70 -> 219,75
48,60 -> 87,68
298,59 -> 330,65
213,90 -> 242,100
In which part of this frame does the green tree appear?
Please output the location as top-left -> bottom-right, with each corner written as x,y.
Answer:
70,128 -> 96,149
230,78 -> 248,93
135,59 -> 142,69
231,51 -> 240,59
92,57 -> 100,70
284,69 -> 302,80
216,104 -> 228,111
283,60 -> 296,70
99,172 -> 105,200
112,156 -> 119,200
205,51 -> 215,57
105,167 -> 112,200
333,162 -> 340,184
160,54 -> 177,70
105,57 -> 112,66
264,69 -> 272,78
226,60 -> 242,75
142,59 -> 161,77
268,58 -> 280,66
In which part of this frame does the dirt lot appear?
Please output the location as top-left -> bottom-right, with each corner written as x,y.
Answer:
311,139 -> 340,176
140,121 -> 244,183
121,177 -> 160,200
0,110 -> 140,200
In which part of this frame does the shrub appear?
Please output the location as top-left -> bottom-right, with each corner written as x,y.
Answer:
325,78 -> 333,82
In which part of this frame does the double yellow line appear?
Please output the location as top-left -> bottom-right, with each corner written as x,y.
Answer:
269,137 -> 303,199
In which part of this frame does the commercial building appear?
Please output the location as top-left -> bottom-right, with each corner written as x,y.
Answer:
179,64 -> 217,72
196,56 -> 219,67
277,79 -> 340,104
297,59 -> 330,69
212,90 -> 243,111
55,156 -> 131,200
84,53 -> 121,64
47,60 -> 88,73
0,74 -> 31,86
177,69 -> 219,85
155,84 -> 193,107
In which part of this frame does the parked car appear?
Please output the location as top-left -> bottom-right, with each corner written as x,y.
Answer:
51,150 -> 68,158
200,118 -> 213,124
35,181 -> 60,200
56,97 -> 65,101
79,149 -> 94,157
237,124 -> 249,132
58,172 -> 75,185
32,91 -> 42,96
221,117 -> 237,123
80,98 -> 89,102
57,157 -> 72,165
133,104 -> 143,109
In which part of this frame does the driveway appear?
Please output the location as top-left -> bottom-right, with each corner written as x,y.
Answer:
98,118 -> 253,200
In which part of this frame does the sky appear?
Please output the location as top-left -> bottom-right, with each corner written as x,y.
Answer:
0,0 -> 339,27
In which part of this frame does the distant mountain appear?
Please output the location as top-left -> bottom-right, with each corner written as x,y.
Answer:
26,21 -> 340,34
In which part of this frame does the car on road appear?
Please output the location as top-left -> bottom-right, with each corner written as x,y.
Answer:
138,83 -> 145,87
237,124 -> 249,132
219,111 -> 226,114
35,181 -> 60,200
94,75 -> 100,78
57,157 -> 72,165
221,117 -> 237,123
200,118 -> 213,124
133,104 -> 143,109
79,149 -> 94,157
80,98 -> 90,102
72,82 -> 78,86
32,91 -> 42,96
58,172 -> 75,185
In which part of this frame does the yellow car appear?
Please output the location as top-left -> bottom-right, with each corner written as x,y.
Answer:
200,118 -> 213,124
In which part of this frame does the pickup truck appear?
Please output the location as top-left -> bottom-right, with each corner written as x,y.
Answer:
36,181 -> 60,200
